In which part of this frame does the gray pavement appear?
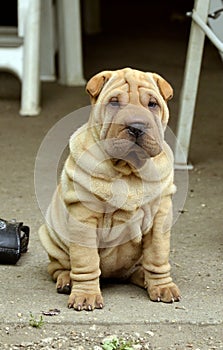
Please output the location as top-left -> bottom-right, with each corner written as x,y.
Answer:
0,15 -> 223,349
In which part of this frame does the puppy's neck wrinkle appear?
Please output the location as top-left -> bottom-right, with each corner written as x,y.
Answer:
112,158 -> 143,177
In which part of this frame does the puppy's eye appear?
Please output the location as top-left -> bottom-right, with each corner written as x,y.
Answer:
109,97 -> 120,107
148,99 -> 158,109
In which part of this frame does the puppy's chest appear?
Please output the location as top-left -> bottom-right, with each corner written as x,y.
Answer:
92,175 -> 160,246
96,202 -> 155,248
92,174 -> 160,212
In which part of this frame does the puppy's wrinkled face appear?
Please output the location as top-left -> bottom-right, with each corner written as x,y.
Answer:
86,68 -> 173,168
103,97 -> 163,168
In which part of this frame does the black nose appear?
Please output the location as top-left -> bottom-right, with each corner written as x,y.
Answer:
127,123 -> 146,138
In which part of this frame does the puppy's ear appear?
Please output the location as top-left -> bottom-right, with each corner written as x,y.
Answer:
152,73 -> 173,101
86,71 -> 112,103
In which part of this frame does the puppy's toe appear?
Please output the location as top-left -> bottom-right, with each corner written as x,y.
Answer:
56,270 -> 71,294
57,283 -> 71,295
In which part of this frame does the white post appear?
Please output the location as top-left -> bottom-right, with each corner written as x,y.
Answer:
174,0 -> 210,169
20,0 -> 41,116
56,0 -> 86,86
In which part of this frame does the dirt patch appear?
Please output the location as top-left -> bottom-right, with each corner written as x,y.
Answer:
0,323 -> 223,349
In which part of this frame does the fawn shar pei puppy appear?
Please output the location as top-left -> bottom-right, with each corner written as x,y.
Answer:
39,67 -> 181,311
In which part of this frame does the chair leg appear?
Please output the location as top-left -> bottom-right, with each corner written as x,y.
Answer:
174,0 -> 210,169
56,0 -> 86,86
20,0 -> 41,116
40,0 -> 56,81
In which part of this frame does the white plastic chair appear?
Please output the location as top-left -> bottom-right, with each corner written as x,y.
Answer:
0,0 -> 85,116
0,0 -> 41,116
174,0 -> 223,169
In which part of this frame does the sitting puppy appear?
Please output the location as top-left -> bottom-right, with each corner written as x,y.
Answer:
38,67 -> 181,311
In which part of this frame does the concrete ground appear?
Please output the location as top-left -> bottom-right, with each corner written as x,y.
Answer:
0,6 -> 223,349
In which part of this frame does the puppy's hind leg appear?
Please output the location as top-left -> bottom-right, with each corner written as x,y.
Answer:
48,257 -> 71,295
129,266 -> 145,288
39,224 -> 71,294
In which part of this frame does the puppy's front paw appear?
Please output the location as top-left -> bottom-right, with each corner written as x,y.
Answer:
148,283 -> 181,303
68,291 -> 104,311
